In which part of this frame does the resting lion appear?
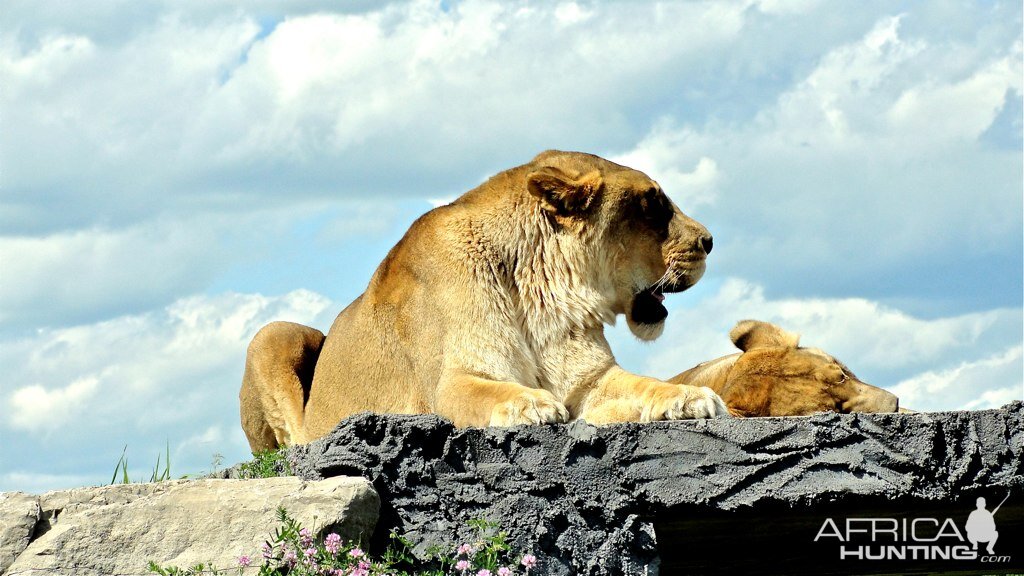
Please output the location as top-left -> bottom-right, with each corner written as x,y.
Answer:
241,150 -> 728,451
669,320 -> 900,417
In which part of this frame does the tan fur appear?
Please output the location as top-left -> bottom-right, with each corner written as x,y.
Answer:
239,321 -> 324,450
240,151 -> 728,450
669,320 -> 900,417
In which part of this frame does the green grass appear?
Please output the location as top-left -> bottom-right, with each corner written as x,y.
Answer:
238,447 -> 292,479
110,441 -> 172,485
108,443 -> 295,485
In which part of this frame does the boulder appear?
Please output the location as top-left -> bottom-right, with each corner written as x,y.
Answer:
290,402 -> 1024,576
3,476 -> 379,576
0,492 -> 40,573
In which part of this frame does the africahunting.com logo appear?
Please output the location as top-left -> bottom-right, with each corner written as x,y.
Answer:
814,493 -> 1012,564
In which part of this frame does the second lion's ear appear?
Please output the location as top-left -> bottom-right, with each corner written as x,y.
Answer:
729,320 -> 801,351
526,167 -> 603,216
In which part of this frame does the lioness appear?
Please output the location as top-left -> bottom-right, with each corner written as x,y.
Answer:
241,150 -> 728,451
669,320 -> 900,416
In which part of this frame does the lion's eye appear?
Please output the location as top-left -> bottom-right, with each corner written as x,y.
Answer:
638,190 -> 672,227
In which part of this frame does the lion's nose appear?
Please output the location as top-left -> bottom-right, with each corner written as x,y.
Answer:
701,235 -> 713,255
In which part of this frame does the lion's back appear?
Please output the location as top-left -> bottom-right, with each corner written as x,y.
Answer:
301,211 -> 465,437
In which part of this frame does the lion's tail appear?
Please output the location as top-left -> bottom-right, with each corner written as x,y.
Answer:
239,321 -> 325,452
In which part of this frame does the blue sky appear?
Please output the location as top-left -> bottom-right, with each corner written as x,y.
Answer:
1,0 -> 1021,493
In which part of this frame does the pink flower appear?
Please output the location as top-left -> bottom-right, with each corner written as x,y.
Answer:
349,547 -> 365,559
457,543 -> 474,555
282,548 -> 298,566
498,568 -> 512,576
299,527 -> 313,548
237,554 -> 251,567
456,559 -> 471,571
521,554 -> 537,569
261,542 -> 273,559
325,533 -> 342,554
477,570 -> 492,576
304,546 -> 316,558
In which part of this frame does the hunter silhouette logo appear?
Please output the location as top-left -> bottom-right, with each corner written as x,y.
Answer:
965,494 -> 1008,555
814,493 -> 1013,563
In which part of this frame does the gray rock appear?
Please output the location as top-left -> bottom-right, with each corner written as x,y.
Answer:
0,493 -> 40,573
290,402 -> 1024,576
4,476 -> 379,576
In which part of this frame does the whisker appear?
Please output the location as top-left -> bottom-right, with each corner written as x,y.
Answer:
652,261 -> 676,290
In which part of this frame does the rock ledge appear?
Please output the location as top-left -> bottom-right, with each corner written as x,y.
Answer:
290,402 -> 1024,575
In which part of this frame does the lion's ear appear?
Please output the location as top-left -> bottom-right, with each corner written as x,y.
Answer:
527,167 -> 603,216
729,320 -> 800,351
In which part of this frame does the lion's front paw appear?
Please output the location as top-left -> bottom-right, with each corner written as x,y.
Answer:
489,389 -> 569,426
641,384 -> 730,422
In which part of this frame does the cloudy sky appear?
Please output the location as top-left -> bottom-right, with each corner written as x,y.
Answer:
1,0 -> 1021,493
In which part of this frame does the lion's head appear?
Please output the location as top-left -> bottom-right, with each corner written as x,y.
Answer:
715,320 -> 899,416
523,150 -> 712,341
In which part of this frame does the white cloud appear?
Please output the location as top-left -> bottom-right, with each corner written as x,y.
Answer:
0,290 -> 337,491
890,346 -> 1024,411
766,13 -> 1020,161
754,0 -> 821,15
0,33 -> 95,89
3,289 -> 335,428
887,47 -> 1022,143
0,221 -> 228,328
768,15 -> 925,144
612,124 -> 721,209
554,2 -> 594,26
427,197 -> 457,208
0,15 -> 263,222
608,278 -> 1022,412
9,377 -> 99,432
1,0 -> 759,232
0,472 -> 99,494
610,12 -> 1022,299
4,3 -> 1017,313
191,0 -> 750,171
0,200 -> 372,332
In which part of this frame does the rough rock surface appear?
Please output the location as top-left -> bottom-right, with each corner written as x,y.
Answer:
290,402 -> 1024,576
0,493 -> 39,573
3,476 -> 379,576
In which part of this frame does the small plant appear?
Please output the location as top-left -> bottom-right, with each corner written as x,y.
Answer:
111,445 -> 130,485
152,440 -> 172,482
147,561 -> 220,576
149,507 -> 539,576
110,441 -> 172,485
238,448 -> 292,479
423,518 -> 520,575
210,452 -> 225,475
